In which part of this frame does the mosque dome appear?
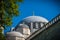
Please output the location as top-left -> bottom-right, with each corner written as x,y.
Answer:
6,31 -> 24,37
22,16 -> 48,23
19,24 -> 29,28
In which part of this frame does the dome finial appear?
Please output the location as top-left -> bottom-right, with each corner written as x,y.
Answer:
33,11 -> 35,16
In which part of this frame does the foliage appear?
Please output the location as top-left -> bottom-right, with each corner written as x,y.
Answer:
0,29 -> 6,40
0,0 -> 23,28
0,0 -> 23,40
0,33 -> 6,40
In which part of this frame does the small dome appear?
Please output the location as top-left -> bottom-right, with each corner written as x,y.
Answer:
6,31 -> 24,37
19,24 -> 29,28
22,16 -> 48,23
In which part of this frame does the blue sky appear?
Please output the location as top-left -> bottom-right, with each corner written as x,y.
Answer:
4,0 -> 60,33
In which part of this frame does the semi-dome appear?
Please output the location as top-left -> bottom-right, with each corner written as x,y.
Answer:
19,24 -> 29,28
22,16 -> 48,23
6,31 -> 24,37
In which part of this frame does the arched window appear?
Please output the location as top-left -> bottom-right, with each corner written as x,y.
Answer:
33,22 -> 36,28
38,22 -> 45,29
33,22 -> 39,29
38,22 -> 41,29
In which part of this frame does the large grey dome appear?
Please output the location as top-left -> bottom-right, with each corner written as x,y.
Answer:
6,31 -> 24,37
22,16 -> 48,23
